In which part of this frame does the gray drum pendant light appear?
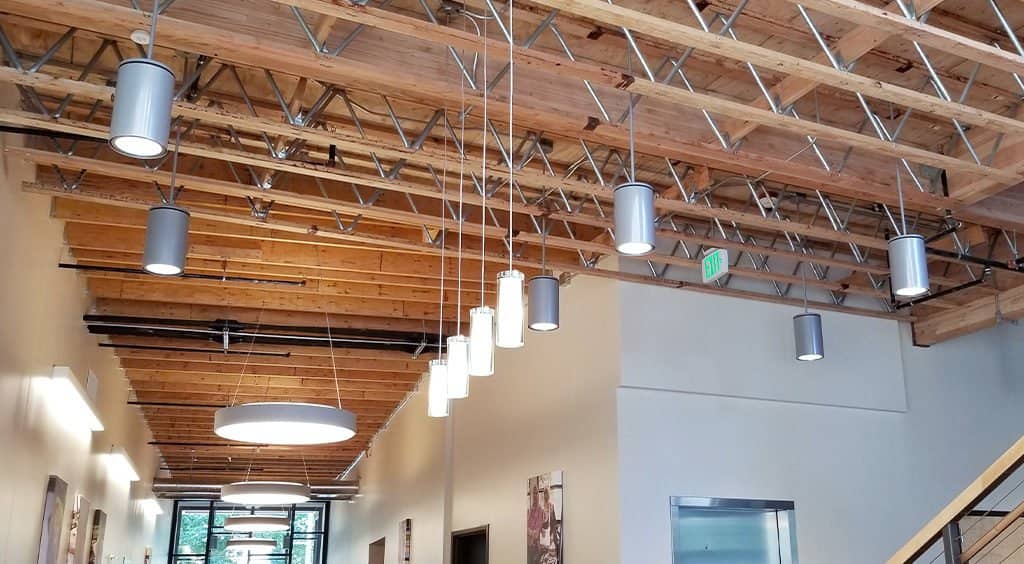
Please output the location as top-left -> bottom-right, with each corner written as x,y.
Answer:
889,234 -> 929,298
142,131 -> 189,276
793,264 -> 824,361
613,51 -> 656,256
109,0 -> 174,158
528,218 -> 559,332
888,166 -> 929,297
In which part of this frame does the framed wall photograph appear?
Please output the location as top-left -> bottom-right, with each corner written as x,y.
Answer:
87,509 -> 106,564
67,494 -> 92,564
36,475 -> 69,564
527,471 -> 563,564
398,518 -> 411,563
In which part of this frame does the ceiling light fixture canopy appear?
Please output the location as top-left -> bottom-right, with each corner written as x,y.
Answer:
220,481 -> 311,506
224,515 -> 290,532
49,366 -> 103,432
226,537 -> 278,554
214,402 -> 356,445
143,204 -> 189,276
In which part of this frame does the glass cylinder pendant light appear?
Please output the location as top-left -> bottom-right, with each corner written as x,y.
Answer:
427,359 -> 449,418
496,270 -> 525,348
143,204 -> 189,276
889,234 -> 929,297
446,335 -> 470,399
468,306 -> 495,376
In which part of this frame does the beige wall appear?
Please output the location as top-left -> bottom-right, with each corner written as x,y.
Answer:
329,273 -> 621,564
0,122 -> 160,563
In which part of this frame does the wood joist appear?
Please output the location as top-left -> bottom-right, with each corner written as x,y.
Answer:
3,0 -> 1014,220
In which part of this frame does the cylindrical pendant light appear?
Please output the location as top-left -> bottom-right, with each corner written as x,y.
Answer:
224,515 -> 290,532
109,58 -> 174,159
793,313 -> 824,362
226,538 -> 277,554
889,234 -> 929,298
214,402 -> 356,445
468,306 -> 495,376
427,359 -> 449,418
528,275 -> 559,332
496,270 -> 525,348
142,204 -> 189,276
446,335 -> 470,399
220,481 -> 310,505
614,181 -> 656,256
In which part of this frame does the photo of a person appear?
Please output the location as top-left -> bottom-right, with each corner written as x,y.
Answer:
527,471 -> 563,564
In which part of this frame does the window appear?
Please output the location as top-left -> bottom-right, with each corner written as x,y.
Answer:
168,500 -> 330,564
670,496 -> 798,564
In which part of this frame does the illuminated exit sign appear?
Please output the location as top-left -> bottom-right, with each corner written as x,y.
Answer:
702,248 -> 728,284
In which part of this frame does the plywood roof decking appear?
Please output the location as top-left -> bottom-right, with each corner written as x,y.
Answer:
3,0 -> 1024,485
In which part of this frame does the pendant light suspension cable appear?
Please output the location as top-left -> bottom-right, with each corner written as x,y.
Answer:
229,308 -> 264,407
481,16 -> 488,302
325,311 -> 342,409
627,50 -> 635,182
168,128 -> 182,203
507,0 -> 514,271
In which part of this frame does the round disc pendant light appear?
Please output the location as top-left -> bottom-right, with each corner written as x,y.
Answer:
528,275 -> 559,332
221,481 -> 311,505
889,234 -> 930,298
142,204 -> 189,276
226,537 -> 278,554
793,313 -> 824,361
224,515 -> 291,532
468,306 -> 495,376
446,335 -> 470,399
214,402 -> 356,445
614,181 -> 656,256
427,359 -> 449,418
109,58 -> 174,159
495,270 -> 525,348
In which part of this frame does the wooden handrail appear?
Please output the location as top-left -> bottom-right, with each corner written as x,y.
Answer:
888,435 -> 1024,564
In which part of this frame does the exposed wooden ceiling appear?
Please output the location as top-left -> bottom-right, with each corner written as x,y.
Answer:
2,0 -> 1024,485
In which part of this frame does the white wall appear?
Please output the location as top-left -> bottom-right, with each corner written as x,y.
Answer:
329,274 -> 621,564
616,285 -> 1024,564
0,122 -> 161,563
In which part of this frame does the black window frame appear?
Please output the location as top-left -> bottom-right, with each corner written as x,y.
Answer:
166,499 -> 330,564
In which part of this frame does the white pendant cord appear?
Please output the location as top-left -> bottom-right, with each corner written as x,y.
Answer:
802,262 -> 809,313
439,95 -> 449,355
507,0 -> 514,273
325,311 -> 342,410
229,307 -> 263,407
456,33 -> 467,335
896,161 -> 907,236
301,452 -> 311,487
480,16 -> 488,303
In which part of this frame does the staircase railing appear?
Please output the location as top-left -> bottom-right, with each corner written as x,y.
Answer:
889,435 -> 1024,563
